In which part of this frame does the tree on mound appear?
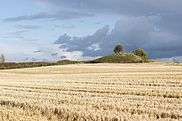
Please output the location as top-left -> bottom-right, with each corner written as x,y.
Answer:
91,44 -> 149,63
114,44 -> 124,54
132,48 -> 148,62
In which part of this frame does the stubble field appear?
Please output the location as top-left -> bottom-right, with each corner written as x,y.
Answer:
0,63 -> 181,121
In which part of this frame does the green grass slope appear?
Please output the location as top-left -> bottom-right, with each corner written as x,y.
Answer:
90,53 -> 147,63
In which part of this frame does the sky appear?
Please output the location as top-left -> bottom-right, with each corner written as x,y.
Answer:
0,0 -> 182,62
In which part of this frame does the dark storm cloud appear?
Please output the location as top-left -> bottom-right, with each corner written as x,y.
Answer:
55,16 -> 182,58
3,11 -> 94,22
43,0 -> 182,36
159,13 -> 182,35
49,0 -> 182,58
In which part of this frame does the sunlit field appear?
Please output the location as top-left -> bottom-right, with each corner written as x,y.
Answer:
0,63 -> 181,121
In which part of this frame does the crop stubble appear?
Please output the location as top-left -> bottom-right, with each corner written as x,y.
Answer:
0,63 -> 181,121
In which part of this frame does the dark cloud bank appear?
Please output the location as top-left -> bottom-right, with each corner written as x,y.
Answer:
50,0 -> 182,58
55,16 -> 182,58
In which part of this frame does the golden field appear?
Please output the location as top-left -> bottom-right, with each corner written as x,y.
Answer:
0,63 -> 181,121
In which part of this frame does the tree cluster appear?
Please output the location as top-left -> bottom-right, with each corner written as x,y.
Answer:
114,44 -> 149,61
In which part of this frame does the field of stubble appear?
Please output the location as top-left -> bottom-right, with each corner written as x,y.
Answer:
0,63 -> 181,121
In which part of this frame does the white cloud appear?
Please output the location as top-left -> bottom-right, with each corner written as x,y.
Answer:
87,43 -> 101,51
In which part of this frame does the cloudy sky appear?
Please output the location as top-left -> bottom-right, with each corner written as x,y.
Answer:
0,0 -> 182,61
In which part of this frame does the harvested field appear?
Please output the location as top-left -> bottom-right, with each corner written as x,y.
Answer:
0,63 -> 181,121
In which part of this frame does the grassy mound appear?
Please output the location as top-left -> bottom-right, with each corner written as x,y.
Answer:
90,53 -> 146,63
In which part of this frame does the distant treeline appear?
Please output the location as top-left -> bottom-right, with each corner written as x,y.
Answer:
0,60 -> 82,70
